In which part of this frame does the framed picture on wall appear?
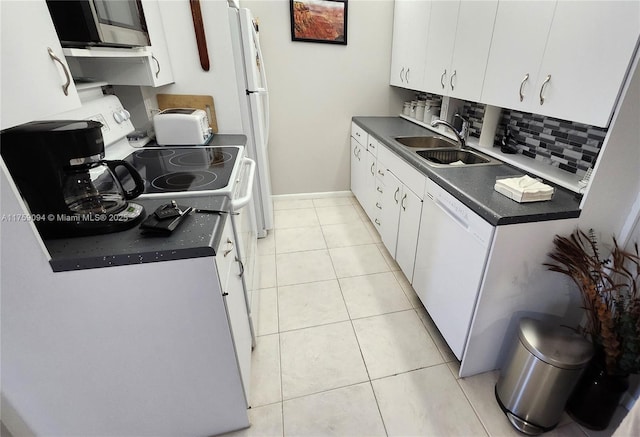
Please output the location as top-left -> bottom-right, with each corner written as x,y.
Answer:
290,0 -> 348,45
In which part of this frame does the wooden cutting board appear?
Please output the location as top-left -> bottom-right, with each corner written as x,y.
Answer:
156,94 -> 218,133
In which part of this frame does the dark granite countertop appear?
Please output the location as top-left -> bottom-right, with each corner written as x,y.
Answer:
45,196 -> 231,272
352,116 -> 582,226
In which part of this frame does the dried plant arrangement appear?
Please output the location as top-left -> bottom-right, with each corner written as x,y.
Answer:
545,228 -> 640,376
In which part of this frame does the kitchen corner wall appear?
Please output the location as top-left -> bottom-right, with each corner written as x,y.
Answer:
243,0 -> 410,195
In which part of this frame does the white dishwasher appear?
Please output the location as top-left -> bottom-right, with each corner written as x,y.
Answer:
412,178 -> 495,360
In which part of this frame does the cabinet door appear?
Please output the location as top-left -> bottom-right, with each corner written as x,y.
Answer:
141,0 -> 175,86
448,1 -> 498,102
481,1 -> 556,112
218,221 -> 252,404
0,0 -> 81,130
389,0 -> 432,90
534,1 -> 640,127
422,0 -> 460,95
350,137 -> 366,207
396,185 -> 423,282
378,169 -> 402,255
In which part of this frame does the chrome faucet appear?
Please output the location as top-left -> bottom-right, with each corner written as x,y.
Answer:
431,114 -> 469,149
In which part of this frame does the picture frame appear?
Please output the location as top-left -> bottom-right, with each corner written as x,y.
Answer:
290,0 -> 348,45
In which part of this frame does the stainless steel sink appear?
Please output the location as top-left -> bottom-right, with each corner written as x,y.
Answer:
415,149 -> 502,167
394,136 -> 458,148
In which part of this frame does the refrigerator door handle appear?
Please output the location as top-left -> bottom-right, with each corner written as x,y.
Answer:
251,22 -> 270,145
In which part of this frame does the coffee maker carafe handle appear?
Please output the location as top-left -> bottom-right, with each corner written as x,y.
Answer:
106,160 -> 145,200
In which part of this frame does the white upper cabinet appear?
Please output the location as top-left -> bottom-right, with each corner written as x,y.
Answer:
422,1 -> 498,102
422,1 -> 459,95
533,1 -> 640,127
389,0 -> 432,90
63,0 -> 174,87
447,1 -> 498,102
482,1 -> 640,127
481,1 -> 556,113
1,0 -> 81,130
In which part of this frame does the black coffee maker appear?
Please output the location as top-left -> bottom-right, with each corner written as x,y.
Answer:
1,120 -> 146,238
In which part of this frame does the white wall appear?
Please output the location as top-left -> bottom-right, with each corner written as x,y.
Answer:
152,0 -> 244,132
579,50 -> 640,243
242,0 -> 411,195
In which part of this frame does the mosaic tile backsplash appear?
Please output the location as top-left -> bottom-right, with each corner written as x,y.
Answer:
409,94 -> 607,177
493,110 -> 607,176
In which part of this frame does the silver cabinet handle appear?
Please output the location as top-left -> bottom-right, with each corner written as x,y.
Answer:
406,67 -> 410,83
400,67 -> 405,83
47,47 -> 71,96
519,73 -> 529,102
539,74 -> 551,105
235,256 -> 245,277
370,163 -> 375,175
376,202 -> 382,210
394,187 -> 400,204
401,194 -> 407,211
353,147 -> 358,158
374,218 -> 381,226
376,186 -> 383,193
377,169 -> 385,177
151,54 -> 160,79
223,237 -> 234,257
450,70 -> 457,91
440,69 -> 447,89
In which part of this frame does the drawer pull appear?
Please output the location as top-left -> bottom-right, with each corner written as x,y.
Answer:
370,163 -> 375,175
440,69 -> 447,89
394,187 -> 400,204
377,169 -> 385,177
401,194 -> 407,211
376,186 -> 383,193
374,218 -> 381,226
376,202 -> 382,210
450,70 -> 457,91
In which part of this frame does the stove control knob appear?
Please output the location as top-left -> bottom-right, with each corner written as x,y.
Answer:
113,111 -> 124,123
122,109 -> 131,120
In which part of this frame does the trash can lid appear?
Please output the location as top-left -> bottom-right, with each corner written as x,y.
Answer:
518,318 -> 594,369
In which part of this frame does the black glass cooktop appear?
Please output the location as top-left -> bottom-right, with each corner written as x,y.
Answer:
124,146 -> 240,193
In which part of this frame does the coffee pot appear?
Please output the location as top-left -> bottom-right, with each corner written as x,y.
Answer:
1,120 -> 146,238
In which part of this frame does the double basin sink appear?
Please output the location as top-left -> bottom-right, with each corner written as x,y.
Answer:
394,136 -> 501,167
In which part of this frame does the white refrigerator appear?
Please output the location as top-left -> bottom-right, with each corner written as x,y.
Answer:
228,4 -> 274,238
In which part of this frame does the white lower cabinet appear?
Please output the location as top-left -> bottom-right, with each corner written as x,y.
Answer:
373,145 -> 425,281
217,219 -> 252,405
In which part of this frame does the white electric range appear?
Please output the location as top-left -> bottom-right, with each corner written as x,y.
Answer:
49,91 -> 259,347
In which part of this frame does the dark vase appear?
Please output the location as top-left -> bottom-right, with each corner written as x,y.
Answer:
566,357 -> 629,430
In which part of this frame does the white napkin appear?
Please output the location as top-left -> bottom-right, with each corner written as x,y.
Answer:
494,175 -> 554,202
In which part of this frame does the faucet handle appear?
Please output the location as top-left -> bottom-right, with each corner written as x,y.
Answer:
454,113 -> 469,142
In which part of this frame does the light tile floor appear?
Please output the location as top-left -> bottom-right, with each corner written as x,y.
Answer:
224,194 -> 628,437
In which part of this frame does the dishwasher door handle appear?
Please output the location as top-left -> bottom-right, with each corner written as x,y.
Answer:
433,197 -> 469,230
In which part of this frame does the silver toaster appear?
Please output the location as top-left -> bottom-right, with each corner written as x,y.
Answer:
153,108 -> 212,145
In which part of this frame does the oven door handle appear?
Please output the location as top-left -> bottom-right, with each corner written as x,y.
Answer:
231,157 -> 256,210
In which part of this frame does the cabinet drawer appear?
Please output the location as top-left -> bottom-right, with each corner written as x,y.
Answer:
378,144 -> 426,197
367,136 -> 380,156
351,122 -> 367,146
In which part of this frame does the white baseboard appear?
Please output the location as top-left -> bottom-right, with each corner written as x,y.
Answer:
272,191 -> 354,201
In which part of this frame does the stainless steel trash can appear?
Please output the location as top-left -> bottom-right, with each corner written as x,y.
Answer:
495,317 -> 593,435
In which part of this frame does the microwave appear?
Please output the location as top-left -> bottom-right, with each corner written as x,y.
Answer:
46,0 -> 150,48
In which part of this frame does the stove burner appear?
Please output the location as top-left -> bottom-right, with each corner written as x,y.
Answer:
134,149 -> 175,159
169,150 -> 233,167
151,170 -> 218,191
